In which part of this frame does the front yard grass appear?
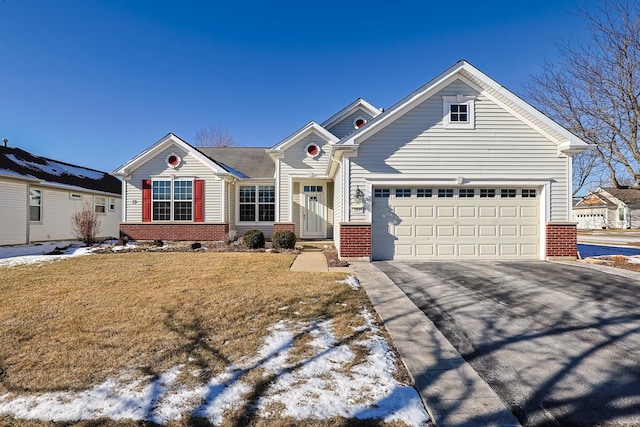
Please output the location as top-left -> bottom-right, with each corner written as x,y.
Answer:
0,252 -> 413,426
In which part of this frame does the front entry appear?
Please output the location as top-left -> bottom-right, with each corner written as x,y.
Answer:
301,184 -> 325,238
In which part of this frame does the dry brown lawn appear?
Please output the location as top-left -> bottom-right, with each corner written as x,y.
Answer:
0,252 -> 412,426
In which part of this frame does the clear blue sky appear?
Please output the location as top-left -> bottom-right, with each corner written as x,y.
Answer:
1,0 -> 598,172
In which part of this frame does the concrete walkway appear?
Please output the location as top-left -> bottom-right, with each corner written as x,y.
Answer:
289,246 -> 351,273
350,262 -> 521,427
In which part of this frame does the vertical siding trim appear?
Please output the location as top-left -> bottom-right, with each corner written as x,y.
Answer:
288,175 -> 294,223
275,158 -> 280,222
343,156 -> 351,222
142,179 -> 152,222
220,179 -> 226,222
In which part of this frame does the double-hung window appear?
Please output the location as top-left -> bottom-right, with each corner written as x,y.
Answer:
30,189 -> 42,222
152,179 -> 193,221
239,185 -> 275,222
95,196 -> 106,214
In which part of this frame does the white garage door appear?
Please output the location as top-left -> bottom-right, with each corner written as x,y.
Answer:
372,187 -> 540,260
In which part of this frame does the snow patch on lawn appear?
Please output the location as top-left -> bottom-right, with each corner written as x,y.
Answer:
0,313 -> 429,426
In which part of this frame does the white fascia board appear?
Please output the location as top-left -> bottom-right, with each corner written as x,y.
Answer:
321,98 -> 381,129
113,133 -> 233,177
36,181 -> 122,196
363,177 -> 552,186
270,121 -> 339,152
325,145 -> 357,177
458,62 -> 590,151
340,68 -> 467,146
0,171 -> 41,182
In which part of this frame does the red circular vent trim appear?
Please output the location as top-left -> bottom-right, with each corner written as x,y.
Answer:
305,143 -> 321,158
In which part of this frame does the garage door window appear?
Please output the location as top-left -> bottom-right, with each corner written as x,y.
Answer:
501,189 -> 517,198
374,188 -> 390,198
417,189 -> 433,198
522,189 -> 537,198
438,189 -> 454,198
459,188 -> 475,198
396,188 -> 411,197
480,189 -> 496,198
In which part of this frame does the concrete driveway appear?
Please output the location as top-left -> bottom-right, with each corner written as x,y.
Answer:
374,261 -> 640,426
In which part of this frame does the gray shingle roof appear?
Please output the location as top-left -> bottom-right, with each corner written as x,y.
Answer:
601,187 -> 640,209
197,147 -> 274,179
0,146 -> 122,195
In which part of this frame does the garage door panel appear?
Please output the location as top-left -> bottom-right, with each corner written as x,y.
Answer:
458,225 -> 476,237
500,225 -> 518,237
479,225 -> 497,236
479,245 -> 498,256
416,225 -> 433,237
500,245 -> 518,256
395,225 -> 413,237
521,225 -> 538,236
437,245 -> 456,256
479,206 -> 497,217
458,244 -> 477,256
416,206 -> 434,217
372,187 -> 540,260
437,206 -> 455,217
436,225 -> 455,237
416,245 -> 434,256
458,206 -> 476,217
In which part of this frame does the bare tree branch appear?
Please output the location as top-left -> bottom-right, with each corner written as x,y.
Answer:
195,125 -> 238,147
526,0 -> 640,192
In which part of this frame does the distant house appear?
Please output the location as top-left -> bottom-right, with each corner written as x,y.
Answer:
0,144 -> 122,245
573,187 -> 640,230
114,60 -> 589,261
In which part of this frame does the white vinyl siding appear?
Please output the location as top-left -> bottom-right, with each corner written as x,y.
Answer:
277,130 -> 335,239
333,162 -> 343,250
124,145 -> 222,222
29,187 -> 121,242
325,108 -> 376,139
349,80 -> 568,223
0,178 -> 28,245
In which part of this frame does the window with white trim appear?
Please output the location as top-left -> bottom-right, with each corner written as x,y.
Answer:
501,189 -> 517,198
442,95 -> 475,129
30,189 -> 42,222
94,196 -> 106,214
374,188 -> 390,198
395,188 -> 411,198
152,179 -> 193,221
239,185 -> 275,222
480,189 -> 496,198
109,198 -> 116,211
417,188 -> 433,198
438,188 -> 454,198
459,188 -> 475,198
522,189 -> 537,198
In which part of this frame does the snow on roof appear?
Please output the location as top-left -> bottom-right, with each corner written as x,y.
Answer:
0,146 -> 121,195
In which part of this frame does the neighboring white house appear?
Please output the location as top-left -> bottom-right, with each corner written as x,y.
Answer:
573,187 -> 640,230
0,144 -> 122,245
114,60 -> 589,261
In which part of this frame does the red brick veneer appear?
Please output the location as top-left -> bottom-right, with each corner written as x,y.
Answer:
546,222 -> 577,259
339,222 -> 371,260
273,222 -> 295,235
120,223 -> 229,241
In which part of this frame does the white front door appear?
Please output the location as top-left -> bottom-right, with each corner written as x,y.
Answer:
301,184 -> 325,238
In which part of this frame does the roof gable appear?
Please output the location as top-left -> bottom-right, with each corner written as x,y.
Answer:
113,133 -> 235,177
599,187 -> 640,209
0,146 -> 121,195
269,121 -> 339,155
321,98 -> 381,132
338,60 -> 589,155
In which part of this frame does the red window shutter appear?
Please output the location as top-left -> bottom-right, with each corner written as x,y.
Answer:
194,179 -> 204,222
142,179 -> 152,222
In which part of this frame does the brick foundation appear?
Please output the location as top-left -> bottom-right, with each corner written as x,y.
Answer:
339,222 -> 371,261
120,223 -> 229,241
546,222 -> 578,260
273,222 -> 296,235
